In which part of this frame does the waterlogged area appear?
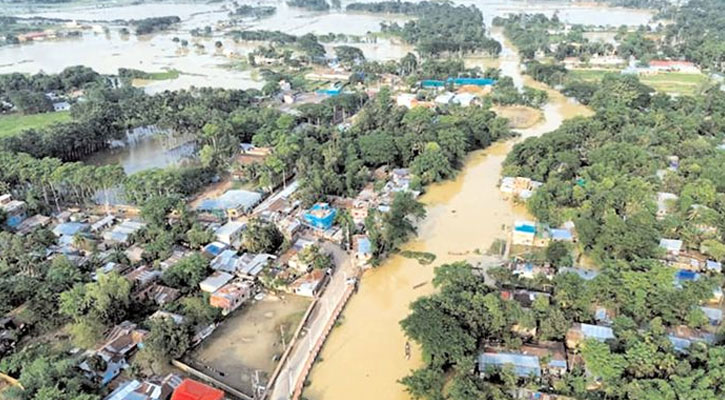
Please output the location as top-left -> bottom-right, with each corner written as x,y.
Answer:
304,31 -> 591,400
0,0 -> 652,93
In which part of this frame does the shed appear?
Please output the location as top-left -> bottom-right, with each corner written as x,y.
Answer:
199,271 -> 234,293
700,306 -> 723,326
659,238 -> 683,256
479,352 -> 541,377
214,221 -> 245,245
196,190 -> 263,219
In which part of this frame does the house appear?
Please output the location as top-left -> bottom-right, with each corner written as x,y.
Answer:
353,235 -> 373,268
52,221 -> 89,245
211,249 -> 239,274
82,321 -> 148,386
350,200 -> 370,225
512,221 -> 536,246
593,306 -> 615,326
479,351 -> 541,378
395,93 -> 433,109
648,60 -> 700,73
124,265 -> 162,290
706,260 -> 722,273
660,238 -> 683,257
566,323 -> 615,349
700,306 -> 723,326
91,215 -> 116,232
239,143 -> 272,157
511,262 -> 554,280
303,203 -> 337,230
160,250 -> 191,270
125,245 -> 145,263
656,192 -> 678,219
237,252 -> 274,279
170,379 -> 224,400
214,221 -> 245,245
103,220 -> 146,244
549,228 -> 573,242
200,271 -> 234,293
135,283 -> 180,306
203,241 -> 228,258
276,216 -> 302,238
209,279 -> 253,315
104,374 -> 182,400
53,101 -> 71,112
667,325 -> 716,353
289,269 -> 327,297
14,214 -> 50,236
558,267 -> 599,281
521,342 -> 568,377
196,189 -> 263,219
500,177 -> 543,199
0,195 -> 27,228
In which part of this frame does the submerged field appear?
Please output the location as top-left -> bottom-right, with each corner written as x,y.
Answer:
0,111 -> 71,137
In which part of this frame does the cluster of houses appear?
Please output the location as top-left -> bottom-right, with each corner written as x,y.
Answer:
511,220 -> 575,247
500,176 -> 543,200
105,375 -> 226,400
482,262 -> 723,389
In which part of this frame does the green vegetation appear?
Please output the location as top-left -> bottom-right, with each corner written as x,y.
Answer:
287,0 -> 330,11
350,1 -> 501,56
399,250 -> 437,265
0,111 -> 71,137
569,69 -> 709,96
118,68 -> 181,81
228,5 -> 276,18
129,16 -> 181,35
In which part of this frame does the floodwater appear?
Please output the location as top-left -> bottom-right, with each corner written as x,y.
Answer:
0,0 -> 652,92
85,132 -> 196,175
303,28 -> 591,400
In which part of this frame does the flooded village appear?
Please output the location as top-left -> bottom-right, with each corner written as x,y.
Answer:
0,1 -> 723,400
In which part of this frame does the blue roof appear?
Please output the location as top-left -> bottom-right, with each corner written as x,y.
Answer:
514,222 -> 536,234
668,335 -> 692,352
676,269 -> 699,281
706,260 -> 722,271
357,237 -> 372,254
421,77 -> 496,88
204,241 -> 228,256
479,352 -> 541,377
550,228 -> 573,241
53,222 -> 88,237
580,323 -> 615,341
558,267 -> 599,281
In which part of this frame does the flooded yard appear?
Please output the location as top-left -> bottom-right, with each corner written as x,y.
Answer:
188,294 -> 310,395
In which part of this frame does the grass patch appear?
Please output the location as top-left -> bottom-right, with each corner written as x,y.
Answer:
569,69 -> 709,96
400,250 -> 437,265
0,111 -> 71,138
146,69 -> 181,80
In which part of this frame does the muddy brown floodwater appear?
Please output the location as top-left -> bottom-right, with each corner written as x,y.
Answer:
304,30 -> 591,400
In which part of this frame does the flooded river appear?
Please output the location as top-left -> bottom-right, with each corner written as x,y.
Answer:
303,27 -> 591,400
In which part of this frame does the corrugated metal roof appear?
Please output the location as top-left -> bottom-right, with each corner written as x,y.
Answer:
580,323 -> 615,341
479,352 -> 541,377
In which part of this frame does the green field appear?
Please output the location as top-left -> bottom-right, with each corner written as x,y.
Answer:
146,69 -> 181,80
0,111 -> 71,138
569,69 -> 709,96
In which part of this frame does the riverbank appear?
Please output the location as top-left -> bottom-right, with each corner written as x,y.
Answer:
303,28 -> 591,400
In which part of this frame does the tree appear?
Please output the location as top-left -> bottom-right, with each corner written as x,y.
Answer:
243,217 -> 283,253
411,142 -> 453,184
162,253 -> 209,290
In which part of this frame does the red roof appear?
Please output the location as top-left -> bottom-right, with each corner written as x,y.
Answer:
171,379 -> 224,400
650,60 -> 695,68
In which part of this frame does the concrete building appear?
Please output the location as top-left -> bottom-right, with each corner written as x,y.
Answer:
209,279 -> 253,315
214,221 -> 245,245
303,203 -> 337,230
